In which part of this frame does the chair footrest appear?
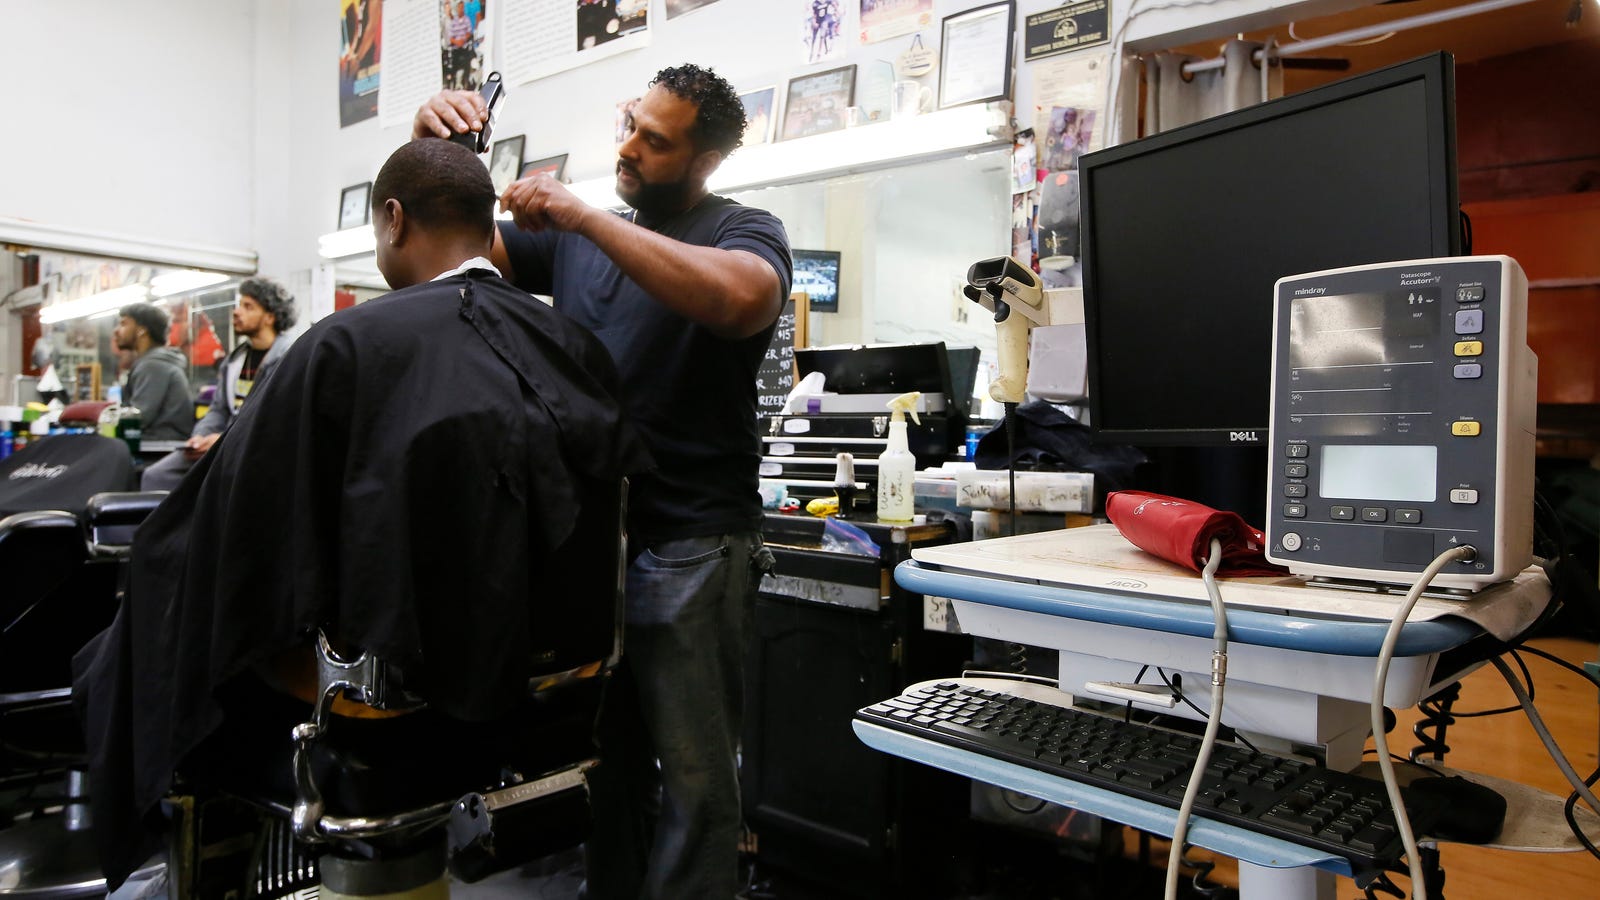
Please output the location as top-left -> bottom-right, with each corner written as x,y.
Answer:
447,761 -> 597,884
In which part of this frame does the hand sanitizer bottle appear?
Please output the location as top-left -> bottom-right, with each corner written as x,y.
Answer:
876,391 -> 921,523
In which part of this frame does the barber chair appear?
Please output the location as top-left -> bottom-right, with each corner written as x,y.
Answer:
0,491 -> 165,898
176,477 -> 628,899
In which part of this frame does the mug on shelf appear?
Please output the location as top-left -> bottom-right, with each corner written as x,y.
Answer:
891,81 -> 933,120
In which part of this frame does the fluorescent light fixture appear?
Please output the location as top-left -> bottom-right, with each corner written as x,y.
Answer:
317,224 -> 376,259
39,284 -> 151,324
565,103 -> 1007,204
150,270 -> 229,297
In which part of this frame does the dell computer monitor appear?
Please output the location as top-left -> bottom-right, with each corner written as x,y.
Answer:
1079,52 -> 1462,449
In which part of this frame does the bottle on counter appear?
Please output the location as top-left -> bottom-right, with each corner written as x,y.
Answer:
876,390 -> 922,523
116,405 -> 143,457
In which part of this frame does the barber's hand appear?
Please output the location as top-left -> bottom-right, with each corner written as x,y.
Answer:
182,432 -> 220,461
412,90 -> 486,141
500,175 -> 593,235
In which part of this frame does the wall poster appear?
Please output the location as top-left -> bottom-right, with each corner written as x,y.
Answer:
504,0 -> 651,85
340,0 -> 383,127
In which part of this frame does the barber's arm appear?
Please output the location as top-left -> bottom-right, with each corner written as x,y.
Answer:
499,176 -> 783,340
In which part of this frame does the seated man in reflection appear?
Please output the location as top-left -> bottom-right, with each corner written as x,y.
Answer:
72,138 -> 651,886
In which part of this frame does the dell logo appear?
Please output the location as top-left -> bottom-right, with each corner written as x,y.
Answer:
1229,431 -> 1260,442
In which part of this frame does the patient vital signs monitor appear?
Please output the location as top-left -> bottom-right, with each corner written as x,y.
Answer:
1265,256 -> 1536,591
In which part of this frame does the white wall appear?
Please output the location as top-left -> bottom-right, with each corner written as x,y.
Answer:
0,0 -> 1366,285
0,0 -> 259,252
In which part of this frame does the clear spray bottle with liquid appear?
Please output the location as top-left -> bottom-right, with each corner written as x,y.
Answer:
876,391 -> 921,523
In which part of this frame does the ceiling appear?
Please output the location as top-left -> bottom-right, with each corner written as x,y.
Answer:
1170,0 -> 1600,92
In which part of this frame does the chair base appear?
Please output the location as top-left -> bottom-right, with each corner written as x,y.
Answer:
319,840 -> 446,899
0,816 -> 106,899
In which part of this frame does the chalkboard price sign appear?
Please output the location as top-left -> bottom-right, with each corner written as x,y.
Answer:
755,298 -> 798,423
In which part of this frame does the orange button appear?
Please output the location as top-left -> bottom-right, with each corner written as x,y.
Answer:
1453,340 -> 1483,356
1451,421 -> 1481,437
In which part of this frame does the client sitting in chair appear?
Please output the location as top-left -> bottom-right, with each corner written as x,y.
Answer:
72,138 -> 651,888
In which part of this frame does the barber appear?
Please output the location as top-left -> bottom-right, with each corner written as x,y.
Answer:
414,63 -> 792,900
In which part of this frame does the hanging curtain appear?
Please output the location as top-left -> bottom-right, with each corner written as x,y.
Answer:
1143,39 -> 1284,135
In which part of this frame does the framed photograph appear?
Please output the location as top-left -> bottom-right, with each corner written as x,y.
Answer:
781,65 -> 856,141
338,181 -> 371,231
739,86 -> 777,146
488,135 -> 526,196
520,153 -> 569,182
938,1 -> 1015,110
791,249 -> 841,314
74,362 -> 101,403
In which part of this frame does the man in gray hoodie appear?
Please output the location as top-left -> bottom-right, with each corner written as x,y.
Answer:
113,302 -> 193,444
140,279 -> 297,490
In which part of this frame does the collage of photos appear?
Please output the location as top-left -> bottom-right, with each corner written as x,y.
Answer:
440,0 -> 488,91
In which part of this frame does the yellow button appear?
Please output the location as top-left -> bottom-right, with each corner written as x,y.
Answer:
1452,421 -> 1481,436
1454,340 -> 1483,356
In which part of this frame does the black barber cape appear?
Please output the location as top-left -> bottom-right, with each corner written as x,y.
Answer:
72,270 -> 651,885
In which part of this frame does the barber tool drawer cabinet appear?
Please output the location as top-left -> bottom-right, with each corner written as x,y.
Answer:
741,515 -> 974,898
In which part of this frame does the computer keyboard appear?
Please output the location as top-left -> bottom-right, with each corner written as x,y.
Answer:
857,678 -> 1447,875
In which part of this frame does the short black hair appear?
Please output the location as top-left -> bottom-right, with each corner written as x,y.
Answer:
238,277 -> 297,332
374,139 -> 497,242
119,301 -> 170,344
650,63 -> 746,156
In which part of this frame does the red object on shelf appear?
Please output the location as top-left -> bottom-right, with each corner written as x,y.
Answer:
1105,490 -> 1287,578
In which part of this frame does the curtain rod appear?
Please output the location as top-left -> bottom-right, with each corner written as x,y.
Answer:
1181,0 -> 1546,75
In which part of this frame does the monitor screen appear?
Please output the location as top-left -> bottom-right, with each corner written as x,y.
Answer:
1079,52 -> 1461,447
792,249 -> 842,313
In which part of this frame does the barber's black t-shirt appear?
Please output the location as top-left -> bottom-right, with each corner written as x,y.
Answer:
499,197 -> 792,543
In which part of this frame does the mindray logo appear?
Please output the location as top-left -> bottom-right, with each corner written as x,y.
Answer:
1293,287 -> 1325,296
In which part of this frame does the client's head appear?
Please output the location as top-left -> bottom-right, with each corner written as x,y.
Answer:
371,139 -> 498,289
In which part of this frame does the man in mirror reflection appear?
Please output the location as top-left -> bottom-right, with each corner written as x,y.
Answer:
414,62 -> 793,900
112,301 -> 193,444
140,279 -> 297,491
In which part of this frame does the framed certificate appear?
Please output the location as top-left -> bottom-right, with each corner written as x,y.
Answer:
938,1 -> 1015,110
338,182 -> 372,231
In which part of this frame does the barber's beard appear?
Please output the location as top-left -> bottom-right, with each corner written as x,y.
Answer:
617,163 -> 694,219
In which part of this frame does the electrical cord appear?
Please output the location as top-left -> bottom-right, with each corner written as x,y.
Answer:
1564,765 -> 1600,859
1371,543 -> 1476,900
1516,644 -> 1600,689
1164,538 -> 1228,900
1155,668 -> 1258,753
1488,654 -> 1600,855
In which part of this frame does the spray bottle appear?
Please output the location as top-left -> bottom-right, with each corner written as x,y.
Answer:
876,391 -> 921,523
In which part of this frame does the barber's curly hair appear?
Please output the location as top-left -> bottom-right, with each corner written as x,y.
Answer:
238,277 -> 298,333
650,63 -> 747,156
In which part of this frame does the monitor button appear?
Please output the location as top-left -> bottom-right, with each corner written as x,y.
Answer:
1285,463 -> 1308,478
1285,444 -> 1309,458
1329,505 -> 1355,520
1455,309 -> 1484,335
1453,363 -> 1482,379
1284,483 -> 1307,498
1450,488 -> 1479,505
1281,532 -> 1303,552
1456,286 -> 1485,303
1396,509 -> 1422,524
1284,503 -> 1307,518
1454,340 -> 1483,356
1451,421 -> 1482,436
1361,507 -> 1388,522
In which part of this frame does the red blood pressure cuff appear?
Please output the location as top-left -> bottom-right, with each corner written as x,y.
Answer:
1105,490 -> 1288,577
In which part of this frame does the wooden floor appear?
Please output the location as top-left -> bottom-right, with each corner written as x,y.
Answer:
1133,635 -> 1600,897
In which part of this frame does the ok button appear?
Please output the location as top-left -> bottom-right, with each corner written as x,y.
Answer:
1361,507 -> 1388,522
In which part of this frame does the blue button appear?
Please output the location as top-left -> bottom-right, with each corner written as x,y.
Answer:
1454,363 -> 1482,379
1455,309 -> 1484,335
